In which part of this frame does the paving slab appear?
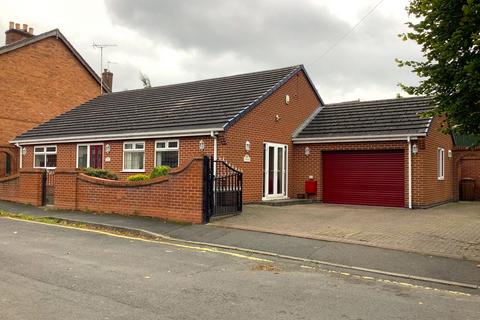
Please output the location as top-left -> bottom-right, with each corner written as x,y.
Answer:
212,202 -> 480,261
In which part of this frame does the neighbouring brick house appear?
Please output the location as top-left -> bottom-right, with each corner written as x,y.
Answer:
5,64 -> 477,220
0,21 -> 109,177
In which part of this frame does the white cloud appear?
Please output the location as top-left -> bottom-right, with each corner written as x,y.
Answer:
0,0 -> 423,102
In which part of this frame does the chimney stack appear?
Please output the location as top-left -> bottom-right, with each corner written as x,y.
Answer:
102,69 -> 113,92
5,21 -> 35,45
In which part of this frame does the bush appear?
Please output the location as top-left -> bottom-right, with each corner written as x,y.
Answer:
83,168 -> 118,180
127,174 -> 150,181
149,165 -> 171,179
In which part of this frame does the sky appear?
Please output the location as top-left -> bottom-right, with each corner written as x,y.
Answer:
0,0 -> 423,103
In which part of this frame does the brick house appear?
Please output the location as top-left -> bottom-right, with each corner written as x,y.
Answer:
0,22 -> 109,177
9,65 -> 473,210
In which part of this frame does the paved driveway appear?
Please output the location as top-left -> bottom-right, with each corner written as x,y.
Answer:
212,202 -> 480,261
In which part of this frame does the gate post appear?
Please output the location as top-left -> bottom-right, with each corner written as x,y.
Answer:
203,156 -> 212,223
41,169 -> 47,206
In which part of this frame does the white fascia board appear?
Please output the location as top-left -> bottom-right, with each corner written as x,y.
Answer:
11,128 -> 223,145
292,133 -> 426,144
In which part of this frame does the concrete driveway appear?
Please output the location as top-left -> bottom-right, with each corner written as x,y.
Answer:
211,202 -> 480,261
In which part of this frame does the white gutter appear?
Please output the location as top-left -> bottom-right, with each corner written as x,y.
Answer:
293,133 -> 425,144
407,136 -> 413,209
11,128 -> 224,145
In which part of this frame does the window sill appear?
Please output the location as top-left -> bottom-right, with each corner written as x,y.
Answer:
122,170 -> 146,173
437,177 -> 445,181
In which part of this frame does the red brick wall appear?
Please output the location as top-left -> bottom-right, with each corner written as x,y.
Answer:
412,117 -> 455,206
54,158 -> 205,223
292,141 -> 409,205
0,36 -> 100,147
218,71 -> 321,202
21,137 -> 213,180
0,169 -> 43,206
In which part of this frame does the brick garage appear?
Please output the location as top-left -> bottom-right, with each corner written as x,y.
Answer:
0,23 -> 104,177
292,98 -> 456,208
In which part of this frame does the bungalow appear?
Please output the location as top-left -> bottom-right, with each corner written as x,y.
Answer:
11,65 -> 323,203
10,65 -> 464,208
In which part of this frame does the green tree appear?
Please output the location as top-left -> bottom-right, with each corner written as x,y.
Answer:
398,0 -> 480,135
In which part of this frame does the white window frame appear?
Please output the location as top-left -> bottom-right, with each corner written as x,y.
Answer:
437,147 -> 445,180
154,139 -> 180,168
33,145 -> 57,169
122,141 -> 145,172
76,143 -> 104,169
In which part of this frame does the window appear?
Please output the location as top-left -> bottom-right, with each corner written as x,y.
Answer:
34,146 -> 57,169
77,144 -> 103,169
155,140 -> 179,168
123,141 -> 145,172
437,148 -> 445,180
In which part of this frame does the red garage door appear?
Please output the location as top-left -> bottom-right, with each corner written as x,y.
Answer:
323,150 -> 405,207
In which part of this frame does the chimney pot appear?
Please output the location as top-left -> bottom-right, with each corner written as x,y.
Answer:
5,22 -> 35,45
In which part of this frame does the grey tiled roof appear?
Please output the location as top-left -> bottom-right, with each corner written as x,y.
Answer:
295,96 -> 434,139
14,65 -> 310,142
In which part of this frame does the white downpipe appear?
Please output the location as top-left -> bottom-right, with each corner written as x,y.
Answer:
210,131 -> 218,161
210,131 -> 218,177
407,136 -> 412,209
16,143 -> 22,169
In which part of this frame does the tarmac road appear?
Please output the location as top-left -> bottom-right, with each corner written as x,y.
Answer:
0,218 -> 478,320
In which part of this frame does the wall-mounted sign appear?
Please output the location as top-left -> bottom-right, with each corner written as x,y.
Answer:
243,154 -> 251,163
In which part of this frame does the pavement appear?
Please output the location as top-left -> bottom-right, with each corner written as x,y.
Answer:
1,218 -> 479,320
0,200 -> 479,288
213,202 -> 480,262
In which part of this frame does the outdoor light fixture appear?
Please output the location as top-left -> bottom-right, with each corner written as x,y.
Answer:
305,146 -> 310,156
448,150 -> 453,158
245,141 -> 251,152
199,140 -> 205,151
412,144 -> 418,155
105,144 -> 111,153
22,147 -> 27,156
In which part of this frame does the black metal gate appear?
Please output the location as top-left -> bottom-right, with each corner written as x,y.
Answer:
41,169 -> 55,206
203,156 -> 242,223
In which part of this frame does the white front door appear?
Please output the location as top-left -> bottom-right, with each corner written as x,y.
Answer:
263,142 -> 288,200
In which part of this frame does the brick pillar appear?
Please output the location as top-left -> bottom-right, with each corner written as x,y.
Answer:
54,169 -> 78,210
18,169 -> 43,206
